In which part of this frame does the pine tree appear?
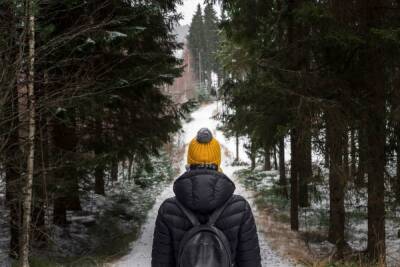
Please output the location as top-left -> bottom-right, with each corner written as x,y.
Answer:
203,3 -> 220,89
188,5 -> 205,85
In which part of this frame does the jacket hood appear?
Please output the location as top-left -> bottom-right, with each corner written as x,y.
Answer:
173,169 -> 236,214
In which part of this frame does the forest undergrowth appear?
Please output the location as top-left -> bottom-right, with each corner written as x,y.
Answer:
0,151 -> 177,267
235,163 -> 400,267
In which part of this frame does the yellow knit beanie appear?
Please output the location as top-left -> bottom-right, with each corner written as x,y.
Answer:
187,128 -> 221,168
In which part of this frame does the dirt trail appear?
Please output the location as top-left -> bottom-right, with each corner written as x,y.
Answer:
112,103 -> 294,267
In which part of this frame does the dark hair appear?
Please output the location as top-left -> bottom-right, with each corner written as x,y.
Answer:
189,164 -> 218,171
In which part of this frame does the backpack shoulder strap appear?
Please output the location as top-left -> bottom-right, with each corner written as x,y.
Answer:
208,195 -> 234,226
174,197 -> 200,226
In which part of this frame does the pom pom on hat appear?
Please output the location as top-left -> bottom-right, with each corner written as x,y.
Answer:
196,128 -> 213,143
188,128 -> 221,168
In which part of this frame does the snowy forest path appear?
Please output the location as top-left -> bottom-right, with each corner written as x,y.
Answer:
111,102 -> 294,267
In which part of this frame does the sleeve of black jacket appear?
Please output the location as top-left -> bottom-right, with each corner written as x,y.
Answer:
152,202 -> 174,267
236,200 -> 262,267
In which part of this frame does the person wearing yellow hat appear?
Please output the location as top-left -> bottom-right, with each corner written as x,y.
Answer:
187,128 -> 222,172
152,128 -> 261,267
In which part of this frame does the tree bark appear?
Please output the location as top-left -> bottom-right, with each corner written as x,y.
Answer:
356,122 -> 367,187
288,0 -> 309,208
111,159 -> 118,182
121,160 -> 127,180
326,109 -> 346,258
264,148 -> 272,171
94,119 -> 105,195
396,125 -> 400,204
207,70 -> 212,92
235,133 -> 239,162
273,146 -> 278,170
128,156 -> 133,181
350,128 -> 357,180
6,147 -> 21,259
5,87 -> 22,258
290,130 -> 299,231
67,114 -> 81,211
343,129 -> 349,179
279,137 -> 288,198
361,0 -> 386,261
324,121 -> 330,169
298,121 -> 311,208
95,165 -> 105,195
288,0 -> 302,230
53,198 -> 67,226
32,112 -> 49,244
249,140 -> 256,171
366,95 -> 386,261
53,111 -> 81,225
20,0 -> 36,264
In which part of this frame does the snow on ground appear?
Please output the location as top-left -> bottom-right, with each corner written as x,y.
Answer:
112,102 -> 293,267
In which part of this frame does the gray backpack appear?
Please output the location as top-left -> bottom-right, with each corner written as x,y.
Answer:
175,197 -> 234,267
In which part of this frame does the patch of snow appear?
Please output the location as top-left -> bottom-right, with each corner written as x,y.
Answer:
174,49 -> 184,59
107,31 -> 128,39
55,107 -> 66,114
86,37 -> 96,44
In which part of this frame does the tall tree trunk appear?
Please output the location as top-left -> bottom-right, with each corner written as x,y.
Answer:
362,0 -> 386,261
396,125 -> 400,204
235,133 -> 239,162
32,112 -> 48,244
53,198 -> 67,226
128,156 -> 133,181
324,120 -> 330,169
3,4 -> 21,256
6,143 -> 22,258
67,114 -> 81,211
350,128 -> 357,180
288,0 -> 309,208
7,167 -> 21,259
395,68 -> 400,204
66,165 -> 81,211
343,129 -> 349,179
121,161 -> 127,180
366,94 -> 386,262
326,109 -> 346,258
288,0 -> 302,230
5,86 -> 22,258
290,130 -> 299,231
20,0 -> 36,264
250,155 -> 256,171
95,165 -> 105,195
279,137 -> 288,198
298,121 -> 311,208
94,119 -> 105,195
264,148 -> 271,171
356,122 -> 367,187
207,70 -> 212,92
111,159 -> 118,182
273,146 -> 278,170
53,111 -> 81,225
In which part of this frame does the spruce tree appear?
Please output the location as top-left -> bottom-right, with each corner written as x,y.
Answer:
188,4 -> 205,85
203,3 -> 220,89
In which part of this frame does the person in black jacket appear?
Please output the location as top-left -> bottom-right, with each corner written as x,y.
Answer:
152,128 -> 261,267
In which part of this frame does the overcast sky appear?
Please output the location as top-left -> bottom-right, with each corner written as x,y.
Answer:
177,0 -> 221,26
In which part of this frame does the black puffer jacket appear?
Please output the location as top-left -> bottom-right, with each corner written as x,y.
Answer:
151,169 -> 261,267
